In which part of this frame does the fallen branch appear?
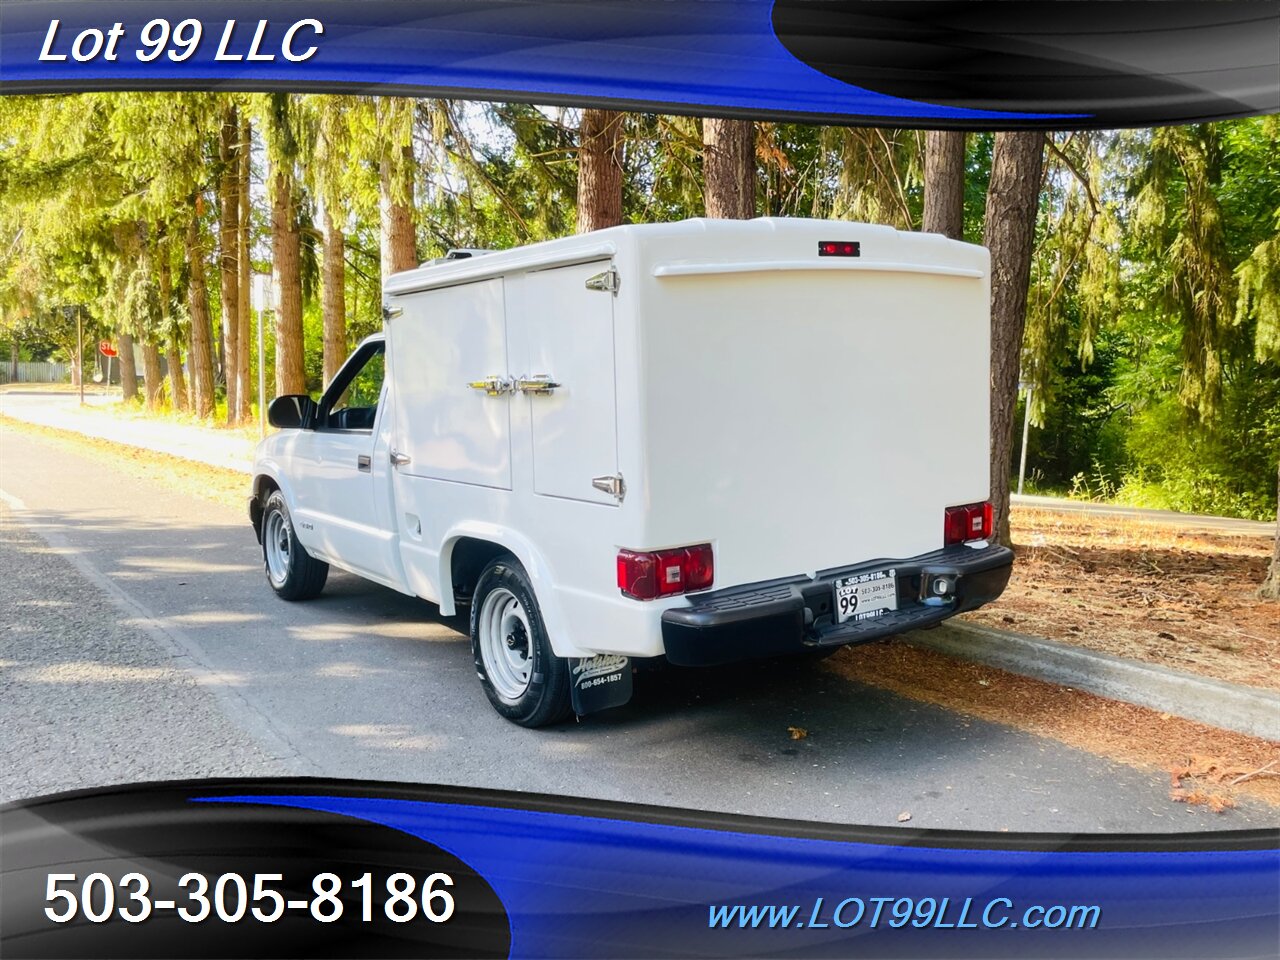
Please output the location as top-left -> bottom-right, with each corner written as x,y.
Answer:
1228,759 -> 1279,787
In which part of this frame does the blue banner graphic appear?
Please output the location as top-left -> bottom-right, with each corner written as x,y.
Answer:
203,791 -> 1279,958
3,1 -> 1278,127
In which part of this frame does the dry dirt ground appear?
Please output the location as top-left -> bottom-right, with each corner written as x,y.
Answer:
6,414 -> 1278,810
962,508 -> 1279,691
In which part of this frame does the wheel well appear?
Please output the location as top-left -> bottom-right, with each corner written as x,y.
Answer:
449,538 -> 515,607
250,476 -> 279,542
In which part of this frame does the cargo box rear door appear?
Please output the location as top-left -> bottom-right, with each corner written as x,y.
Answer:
516,261 -> 619,506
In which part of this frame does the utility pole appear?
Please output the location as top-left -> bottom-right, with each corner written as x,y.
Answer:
76,306 -> 84,407
251,272 -> 271,439
1017,382 -> 1033,496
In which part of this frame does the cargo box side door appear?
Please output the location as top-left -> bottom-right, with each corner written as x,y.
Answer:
386,277 -> 513,490
518,261 -> 619,506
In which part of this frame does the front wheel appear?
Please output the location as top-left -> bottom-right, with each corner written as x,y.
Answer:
260,490 -> 328,601
470,558 -> 572,728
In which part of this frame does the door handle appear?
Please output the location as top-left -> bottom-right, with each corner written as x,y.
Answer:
357,455 -> 372,473
467,375 -> 514,396
516,374 -> 561,395
389,450 -> 411,467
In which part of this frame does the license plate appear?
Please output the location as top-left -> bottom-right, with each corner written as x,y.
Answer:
833,568 -> 898,624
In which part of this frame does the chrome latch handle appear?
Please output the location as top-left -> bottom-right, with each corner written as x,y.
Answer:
466,375 -> 514,396
389,450 -> 411,467
516,375 -> 560,395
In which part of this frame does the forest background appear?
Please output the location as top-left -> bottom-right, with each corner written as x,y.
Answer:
0,96 -> 1277,590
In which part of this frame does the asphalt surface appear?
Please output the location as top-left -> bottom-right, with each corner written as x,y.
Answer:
1010,492 -> 1276,537
1,422 -> 1275,831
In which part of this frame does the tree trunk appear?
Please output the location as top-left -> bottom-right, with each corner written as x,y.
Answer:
234,113 -> 253,423
379,145 -> 417,282
923,131 -> 966,240
9,337 -> 18,382
118,331 -> 139,401
219,104 -> 241,423
1261,461 -> 1280,600
272,163 -> 306,397
703,118 -> 756,219
576,109 -> 624,233
322,207 -> 347,388
166,334 -> 187,412
141,341 -> 164,410
984,132 -> 1045,546
158,251 -> 186,412
186,216 -> 217,419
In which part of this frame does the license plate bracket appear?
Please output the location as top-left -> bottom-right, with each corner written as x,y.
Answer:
833,568 -> 898,624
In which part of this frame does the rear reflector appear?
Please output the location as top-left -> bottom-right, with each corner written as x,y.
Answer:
818,240 -> 860,257
944,502 -> 993,545
618,544 -> 714,600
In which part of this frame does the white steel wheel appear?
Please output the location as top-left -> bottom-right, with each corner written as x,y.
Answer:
469,558 -> 572,727
259,490 -> 328,601
263,509 -> 291,588
477,587 -> 534,701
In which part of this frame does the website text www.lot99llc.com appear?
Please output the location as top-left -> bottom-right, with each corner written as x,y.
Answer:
709,896 -> 1102,931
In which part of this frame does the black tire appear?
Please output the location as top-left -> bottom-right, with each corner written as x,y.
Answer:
470,558 -> 572,728
260,490 -> 328,601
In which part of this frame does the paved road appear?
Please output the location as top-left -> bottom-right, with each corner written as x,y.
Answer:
1,423 -> 1274,830
1011,493 -> 1276,538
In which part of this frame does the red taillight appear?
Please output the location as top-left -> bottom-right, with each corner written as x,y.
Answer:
617,544 -> 714,600
944,502 -> 993,545
818,240 -> 860,258
616,550 -> 657,599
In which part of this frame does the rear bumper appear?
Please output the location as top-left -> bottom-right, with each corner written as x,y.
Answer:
660,543 -> 1013,667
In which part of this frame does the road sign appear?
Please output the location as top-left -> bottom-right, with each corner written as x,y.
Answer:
98,340 -> 118,358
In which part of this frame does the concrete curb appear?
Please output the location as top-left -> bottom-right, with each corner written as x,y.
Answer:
908,621 -> 1280,741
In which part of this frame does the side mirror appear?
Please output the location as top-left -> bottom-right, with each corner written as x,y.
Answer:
267,394 -> 317,430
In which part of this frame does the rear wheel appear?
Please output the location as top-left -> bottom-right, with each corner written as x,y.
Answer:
261,490 -> 328,601
471,558 -> 572,727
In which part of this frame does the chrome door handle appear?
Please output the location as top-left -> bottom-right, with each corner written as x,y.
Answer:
389,450 -> 411,467
467,375 -> 514,396
516,375 -> 561,395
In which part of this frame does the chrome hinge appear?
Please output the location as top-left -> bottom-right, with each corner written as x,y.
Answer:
591,473 -> 626,501
382,304 -> 403,321
585,267 -> 620,295
466,375 -> 515,396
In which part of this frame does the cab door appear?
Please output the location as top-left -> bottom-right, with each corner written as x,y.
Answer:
290,338 -> 403,588
518,261 -> 620,506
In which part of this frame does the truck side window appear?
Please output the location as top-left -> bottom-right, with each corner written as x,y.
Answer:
322,345 -> 385,431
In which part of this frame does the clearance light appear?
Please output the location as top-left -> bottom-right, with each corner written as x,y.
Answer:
617,544 -> 714,600
818,240 -> 860,258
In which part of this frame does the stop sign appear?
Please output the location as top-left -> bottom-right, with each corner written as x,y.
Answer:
98,340 -> 118,358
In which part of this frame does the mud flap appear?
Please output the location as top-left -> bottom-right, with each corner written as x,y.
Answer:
569,654 -> 633,715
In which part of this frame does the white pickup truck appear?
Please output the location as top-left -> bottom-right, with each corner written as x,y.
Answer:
250,218 -> 1012,727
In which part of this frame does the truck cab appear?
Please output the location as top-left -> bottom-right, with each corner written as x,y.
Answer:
250,218 -> 1013,727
